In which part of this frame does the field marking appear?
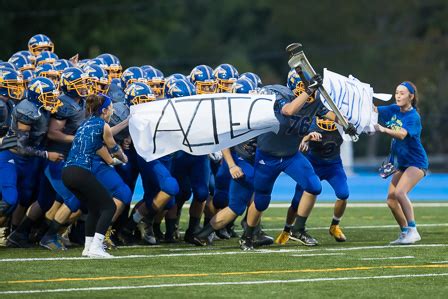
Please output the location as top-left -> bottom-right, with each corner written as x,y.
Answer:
290,253 -> 345,257
1,243 -> 447,263
360,256 -> 415,261
3,264 -> 448,285
195,203 -> 448,208
2,273 -> 448,294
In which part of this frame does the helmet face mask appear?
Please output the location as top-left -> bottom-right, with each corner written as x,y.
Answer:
287,69 -> 314,103
0,68 -> 25,100
213,64 -> 239,93
28,77 -> 62,113
124,82 -> 156,106
84,65 -> 110,95
28,34 -> 54,56
316,117 -> 337,131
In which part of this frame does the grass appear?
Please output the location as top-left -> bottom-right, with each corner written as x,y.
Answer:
1,203 -> 448,298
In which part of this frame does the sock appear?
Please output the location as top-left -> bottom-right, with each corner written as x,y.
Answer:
43,220 -> 63,238
407,220 -> 416,228
84,236 -> 93,251
188,216 -> 201,233
245,225 -> 255,239
331,216 -> 341,226
283,224 -> 292,233
204,217 -> 211,226
132,210 -> 144,224
165,218 -> 177,238
292,215 -> 308,233
196,223 -> 215,239
400,226 -> 407,232
144,204 -> 159,226
15,216 -> 35,234
153,222 -> 161,233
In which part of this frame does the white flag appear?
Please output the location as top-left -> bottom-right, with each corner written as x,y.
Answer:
322,69 -> 391,139
129,93 -> 279,162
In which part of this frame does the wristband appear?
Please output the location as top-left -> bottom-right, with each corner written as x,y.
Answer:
110,144 -> 119,154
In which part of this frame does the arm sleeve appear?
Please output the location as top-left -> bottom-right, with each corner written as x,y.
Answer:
16,130 -> 47,158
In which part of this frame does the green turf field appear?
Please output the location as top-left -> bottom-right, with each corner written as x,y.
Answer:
1,203 -> 448,298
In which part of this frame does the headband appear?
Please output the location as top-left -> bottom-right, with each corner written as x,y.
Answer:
97,93 -> 112,115
400,82 -> 415,94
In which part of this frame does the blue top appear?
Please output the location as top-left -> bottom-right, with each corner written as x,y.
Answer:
378,104 -> 428,170
65,116 -> 105,171
257,85 -> 328,157
308,118 -> 343,161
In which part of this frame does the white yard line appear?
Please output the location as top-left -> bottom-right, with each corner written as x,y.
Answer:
1,273 -> 448,294
360,256 -> 415,261
290,253 -> 345,257
1,244 -> 447,263
175,203 -> 448,209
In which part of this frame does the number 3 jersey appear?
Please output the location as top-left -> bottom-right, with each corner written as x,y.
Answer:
256,84 -> 328,157
307,118 -> 343,161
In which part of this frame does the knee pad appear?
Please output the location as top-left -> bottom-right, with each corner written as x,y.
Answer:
193,186 -> 209,203
213,192 -> 228,209
303,176 -> 322,196
336,190 -> 349,200
229,200 -> 246,216
254,193 -> 271,212
114,184 -> 133,205
65,196 -> 81,213
160,177 -> 179,196
1,185 -> 18,207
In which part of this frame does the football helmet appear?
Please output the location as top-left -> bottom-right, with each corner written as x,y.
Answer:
27,76 -> 61,113
34,63 -> 60,88
141,65 -> 165,98
213,63 -> 239,92
97,53 -> 122,79
28,34 -> 54,56
124,82 -> 156,106
287,68 -> 314,103
8,54 -> 34,71
165,78 -> 196,98
240,72 -> 262,88
35,51 -> 58,66
316,117 -> 337,131
0,62 -> 17,71
190,65 -> 216,94
0,67 -> 25,100
21,69 -> 35,89
120,67 -> 147,89
60,67 -> 89,98
53,59 -> 74,75
15,51 -> 36,66
164,73 -> 187,96
231,78 -> 255,94
84,64 -> 110,94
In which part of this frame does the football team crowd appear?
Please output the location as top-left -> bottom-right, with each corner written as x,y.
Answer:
0,34 -> 428,258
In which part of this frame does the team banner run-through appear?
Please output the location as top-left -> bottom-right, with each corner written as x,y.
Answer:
129,93 -> 279,162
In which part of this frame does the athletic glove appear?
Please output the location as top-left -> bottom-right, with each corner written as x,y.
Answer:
343,122 -> 357,136
305,74 -> 323,95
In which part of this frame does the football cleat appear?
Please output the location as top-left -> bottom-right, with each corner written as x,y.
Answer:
239,237 -> 254,251
39,235 -> 67,251
290,231 -> 319,246
226,224 -> 239,238
216,228 -> 231,240
329,224 -> 347,242
183,228 -> 197,245
153,224 -> 164,241
7,231 -> 32,248
142,225 -> 158,245
192,235 -> 208,247
275,231 -> 290,245
88,243 -> 114,258
391,228 -> 421,245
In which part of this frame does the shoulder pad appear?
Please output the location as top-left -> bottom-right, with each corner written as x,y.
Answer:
109,102 -> 129,126
15,100 -> 40,124
264,84 -> 295,101
55,94 -> 83,119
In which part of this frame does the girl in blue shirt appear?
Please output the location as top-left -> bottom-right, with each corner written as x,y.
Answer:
374,81 -> 428,245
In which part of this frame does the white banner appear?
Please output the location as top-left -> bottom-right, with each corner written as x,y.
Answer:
129,93 -> 279,162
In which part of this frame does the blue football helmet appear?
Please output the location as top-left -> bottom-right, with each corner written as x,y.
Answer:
35,51 -> 59,66
21,69 -> 35,89
231,78 -> 255,94
34,63 -> 60,88
15,51 -> 36,66
287,68 -> 314,103
8,54 -> 34,71
0,62 -> 17,71
84,64 -> 110,94
165,78 -> 196,98
28,34 -> 54,56
0,67 -> 25,100
84,58 -> 106,69
164,73 -> 187,97
141,65 -> 165,98
60,67 -> 89,98
121,67 -> 147,89
97,53 -> 122,79
27,76 -> 61,113
77,59 -> 91,69
53,59 -> 74,75
213,63 -> 239,92
124,82 -> 156,106
190,65 -> 216,94
240,72 -> 262,88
